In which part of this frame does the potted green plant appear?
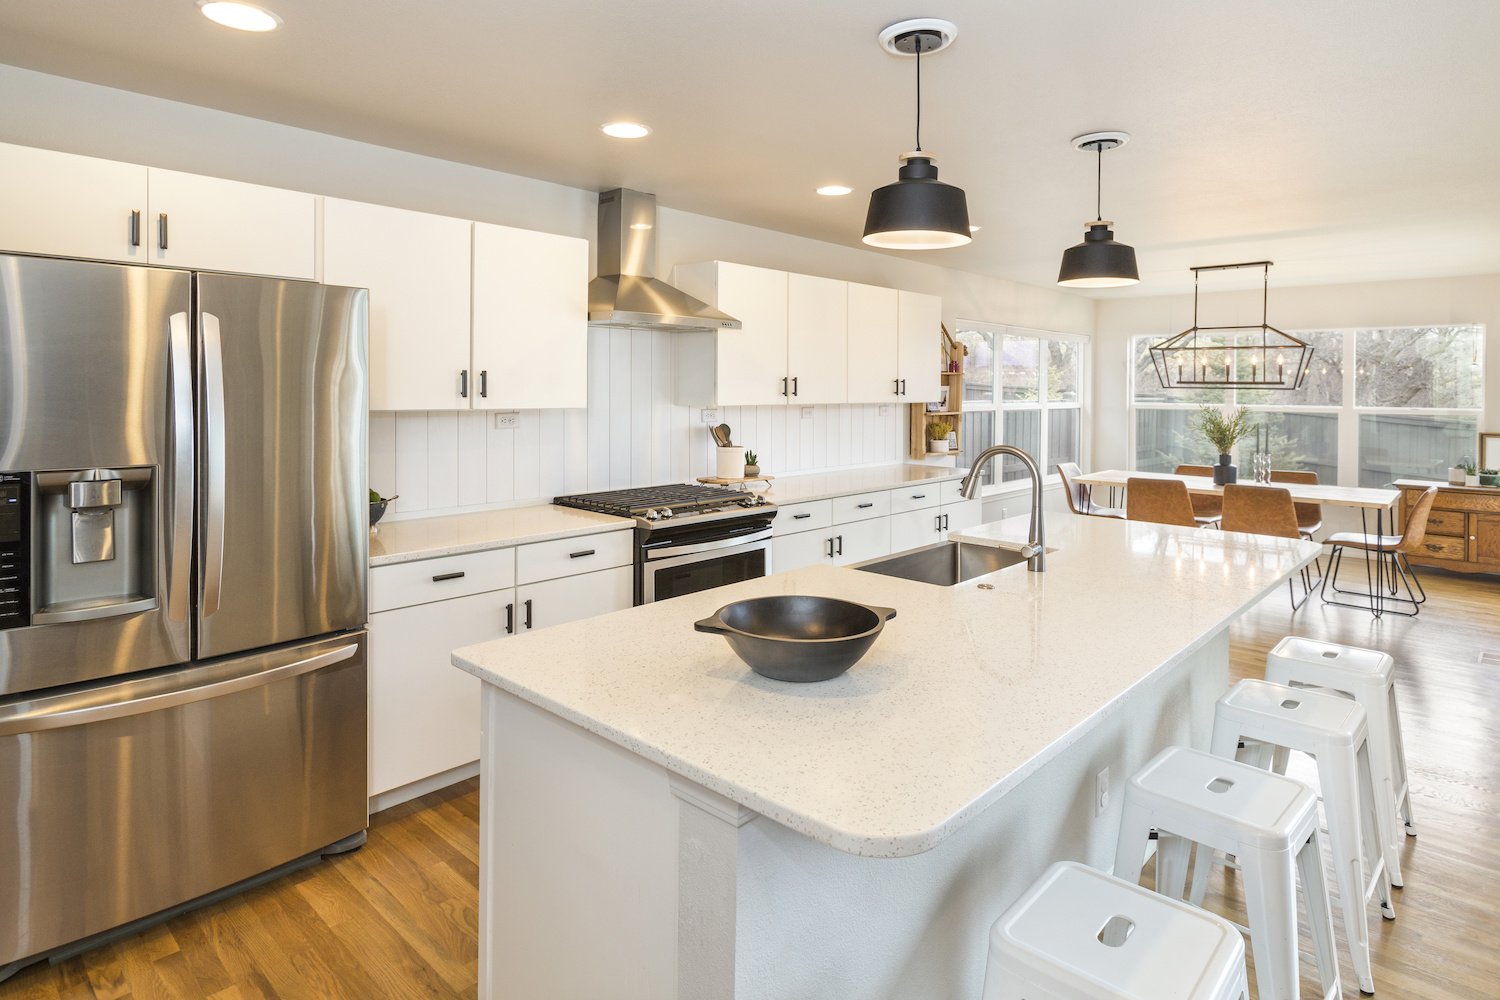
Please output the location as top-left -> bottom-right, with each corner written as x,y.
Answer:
927,419 -> 954,453
1449,459 -> 1470,486
743,450 -> 760,477
1481,468 -> 1500,488
1463,460 -> 1479,487
1193,405 -> 1256,485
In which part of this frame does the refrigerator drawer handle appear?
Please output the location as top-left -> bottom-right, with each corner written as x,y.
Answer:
0,643 -> 358,736
431,571 -> 466,582
201,312 -> 227,617
167,312 -> 194,624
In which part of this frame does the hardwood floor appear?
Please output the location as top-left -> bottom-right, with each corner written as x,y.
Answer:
4,565 -> 1499,998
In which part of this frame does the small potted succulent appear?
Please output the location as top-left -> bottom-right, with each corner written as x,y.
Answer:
1481,468 -> 1500,488
1449,459 -> 1470,486
743,450 -> 760,477
1463,460 -> 1480,487
927,419 -> 954,453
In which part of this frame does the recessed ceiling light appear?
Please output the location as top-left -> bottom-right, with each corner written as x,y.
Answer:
816,185 -> 854,197
198,1 -> 281,31
601,122 -> 651,139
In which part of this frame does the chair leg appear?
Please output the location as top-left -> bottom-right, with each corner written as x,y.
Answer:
1397,552 -> 1427,604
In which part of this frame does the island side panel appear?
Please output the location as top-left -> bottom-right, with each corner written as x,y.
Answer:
731,629 -> 1229,1000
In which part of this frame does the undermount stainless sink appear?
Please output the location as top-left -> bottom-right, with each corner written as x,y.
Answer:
853,541 -> 1045,587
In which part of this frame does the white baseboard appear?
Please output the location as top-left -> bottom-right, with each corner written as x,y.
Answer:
369,760 -> 480,815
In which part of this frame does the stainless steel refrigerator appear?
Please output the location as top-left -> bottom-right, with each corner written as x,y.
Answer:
0,254 -> 369,977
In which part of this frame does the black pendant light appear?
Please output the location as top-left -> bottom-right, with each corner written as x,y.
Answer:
1057,131 -> 1139,287
863,19 -> 971,250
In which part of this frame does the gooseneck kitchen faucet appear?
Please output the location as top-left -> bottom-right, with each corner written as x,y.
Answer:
961,445 -> 1046,572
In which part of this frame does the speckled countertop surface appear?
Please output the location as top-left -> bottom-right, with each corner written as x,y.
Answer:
454,515 -> 1320,858
369,505 -> 630,566
759,464 -> 967,505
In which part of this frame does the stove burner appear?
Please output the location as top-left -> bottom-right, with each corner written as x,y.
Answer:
554,484 -> 770,520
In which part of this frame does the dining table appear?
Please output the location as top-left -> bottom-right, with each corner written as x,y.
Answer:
1074,469 -> 1404,617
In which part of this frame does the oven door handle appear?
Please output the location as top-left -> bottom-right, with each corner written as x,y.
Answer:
642,525 -> 773,560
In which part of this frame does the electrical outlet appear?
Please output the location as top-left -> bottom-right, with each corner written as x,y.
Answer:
493,412 -> 519,429
800,406 -> 814,419
878,405 -> 890,416
1000,506 -> 1009,520
700,409 -> 718,423
1095,767 -> 1111,816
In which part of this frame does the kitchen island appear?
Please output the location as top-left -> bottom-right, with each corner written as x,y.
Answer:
453,515 -> 1320,1000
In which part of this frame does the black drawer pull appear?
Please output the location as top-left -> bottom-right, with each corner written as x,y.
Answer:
431,571 -> 466,582
857,502 -> 874,509
792,512 -> 812,520
569,549 -> 596,559
911,493 -> 927,499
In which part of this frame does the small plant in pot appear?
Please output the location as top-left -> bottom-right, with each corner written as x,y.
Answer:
743,451 -> 760,477
1481,468 -> 1500,488
1463,461 -> 1479,487
1193,405 -> 1256,485
927,419 -> 954,453
1449,459 -> 1471,486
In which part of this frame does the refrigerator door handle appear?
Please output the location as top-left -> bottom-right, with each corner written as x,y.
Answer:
202,311 -> 227,617
0,641 -> 358,737
167,312 -> 194,624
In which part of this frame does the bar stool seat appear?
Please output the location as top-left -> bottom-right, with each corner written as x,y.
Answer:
1206,680 -> 1397,995
981,861 -> 1249,1000
1114,747 -> 1340,1000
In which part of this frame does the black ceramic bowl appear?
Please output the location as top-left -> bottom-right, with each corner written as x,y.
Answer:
694,595 -> 896,683
370,499 -> 390,526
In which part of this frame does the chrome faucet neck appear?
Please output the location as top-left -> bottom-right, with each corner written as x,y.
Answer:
960,445 -> 1046,572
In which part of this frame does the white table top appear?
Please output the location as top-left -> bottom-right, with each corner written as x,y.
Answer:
453,514 -> 1320,859
1076,469 -> 1400,511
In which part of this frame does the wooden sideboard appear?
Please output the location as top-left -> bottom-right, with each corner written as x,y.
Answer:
1396,479 -> 1500,574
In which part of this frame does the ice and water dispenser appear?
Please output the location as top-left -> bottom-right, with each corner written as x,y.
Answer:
0,467 -> 158,629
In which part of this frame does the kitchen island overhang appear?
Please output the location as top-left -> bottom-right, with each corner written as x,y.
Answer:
455,516 -> 1321,1000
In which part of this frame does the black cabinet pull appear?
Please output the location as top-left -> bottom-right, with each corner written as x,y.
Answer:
569,549 -> 596,559
894,378 -> 901,395
432,571 -> 465,582
825,536 -> 834,558
459,369 -> 469,398
781,376 -> 789,397
856,502 -> 874,509
836,534 -> 844,556
792,512 -> 811,520
479,370 -> 488,398
900,379 -> 907,395
791,376 -> 799,396
157,212 -> 169,250
911,493 -> 927,499
505,603 -> 515,635
523,598 -> 533,629
129,210 -> 141,248
942,514 -> 950,531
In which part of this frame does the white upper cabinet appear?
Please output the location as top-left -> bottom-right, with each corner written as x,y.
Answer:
0,143 -> 147,263
471,222 -> 588,410
898,290 -> 944,403
846,282 -> 900,402
146,168 -> 316,279
786,273 -> 847,404
674,261 -> 789,407
323,198 -> 473,411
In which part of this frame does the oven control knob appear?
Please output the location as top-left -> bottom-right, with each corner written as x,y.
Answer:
644,508 -> 660,521
659,508 -> 674,518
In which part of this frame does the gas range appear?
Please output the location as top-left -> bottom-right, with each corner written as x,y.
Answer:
553,484 -> 773,528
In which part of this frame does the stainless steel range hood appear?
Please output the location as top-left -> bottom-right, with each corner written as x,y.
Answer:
588,188 -> 742,331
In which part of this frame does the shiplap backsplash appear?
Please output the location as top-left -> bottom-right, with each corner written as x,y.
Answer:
370,327 -> 907,519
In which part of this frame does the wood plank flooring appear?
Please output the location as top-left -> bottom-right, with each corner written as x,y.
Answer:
4,565 -> 1500,998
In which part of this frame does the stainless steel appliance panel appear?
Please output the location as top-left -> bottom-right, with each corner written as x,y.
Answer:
642,528 -> 771,603
195,274 -> 368,659
0,255 -> 192,696
0,632 -> 368,967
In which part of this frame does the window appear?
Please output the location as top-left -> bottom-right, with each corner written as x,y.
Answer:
1129,325 -> 1484,487
958,324 -> 1087,488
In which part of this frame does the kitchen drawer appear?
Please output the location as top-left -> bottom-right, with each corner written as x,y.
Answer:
517,529 -> 633,585
773,499 -> 833,536
1406,488 -> 1500,515
1411,534 -> 1467,562
1425,508 -> 1467,536
370,548 -> 516,613
939,478 -> 973,504
888,484 -> 942,514
832,491 -> 890,524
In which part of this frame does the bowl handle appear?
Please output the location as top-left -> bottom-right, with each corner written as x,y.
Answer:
694,615 -> 731,635
867,605 -> 897,622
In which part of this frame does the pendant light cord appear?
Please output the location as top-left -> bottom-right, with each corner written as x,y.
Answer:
914,37 -> 923,152
1095,144 -> 1103,222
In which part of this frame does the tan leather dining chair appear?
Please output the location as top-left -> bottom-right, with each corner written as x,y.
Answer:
1057,463 -> 1124,518
1125,477 -> 1199,527
1221,484 -> 1314,608
1174,465 -> 1223,527
1269,469 -> 1323,540
1321,486 -> 1437,617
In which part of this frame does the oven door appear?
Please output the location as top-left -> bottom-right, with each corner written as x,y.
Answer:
641,525 -> 772,604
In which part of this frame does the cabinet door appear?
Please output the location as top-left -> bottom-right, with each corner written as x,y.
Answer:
715,263 -> 789,406
846,282 -> 900,403
518,565 -> 633,631
833,516 -> 891,566
890,508 -> 941,554
1472,513 -> 1500,566
147,168 -> 316,279
772,530 -> 832,573
943,498 -> 983,535
786,273 -> 847,404
0,143 -> 147,263
323,198 -> 472,410
472,222 -> 588,409
897,290 -> 943,403
368,588 -> 514,796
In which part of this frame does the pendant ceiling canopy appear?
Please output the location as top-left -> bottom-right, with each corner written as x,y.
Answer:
862,18 -> 971,251
1148,261 -> 1313,390
1057,131 -> 1138,288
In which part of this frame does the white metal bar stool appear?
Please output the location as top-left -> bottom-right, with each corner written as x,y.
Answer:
1205,680 -> 1396,995
1265,636 -> 1415,885
1114,747 -> 1339,1000
981,861 -> 1249,1000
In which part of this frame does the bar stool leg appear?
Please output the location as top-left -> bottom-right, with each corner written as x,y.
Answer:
1241,849 -> 1301,1000
1357,743 -> 1398,918
1113,798 -> 1156,887
1359,692 -> 1406,886
1390,683 -> 1416,836
1296,827 -> 1342,1000
1156,833 -> 1193,900
1319,747 -> 1381,994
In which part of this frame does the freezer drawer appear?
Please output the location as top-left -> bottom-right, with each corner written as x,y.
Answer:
0,632 -> 368,969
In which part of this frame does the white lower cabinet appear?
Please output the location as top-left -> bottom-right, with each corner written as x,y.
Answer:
773,500 -> 894,571
516,566 -> 632,631
772,529 -> 832,574
832,516 -> 891,567
889,496 -> 982,554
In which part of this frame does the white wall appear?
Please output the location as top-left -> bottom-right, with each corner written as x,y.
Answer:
1093,273 -> 1500,471
0,63 -> 1094,516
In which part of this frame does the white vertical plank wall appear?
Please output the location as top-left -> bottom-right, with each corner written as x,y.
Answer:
372,329 -> 905,519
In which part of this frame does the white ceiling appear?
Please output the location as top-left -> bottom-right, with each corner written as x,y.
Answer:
2,0 -> 1497,295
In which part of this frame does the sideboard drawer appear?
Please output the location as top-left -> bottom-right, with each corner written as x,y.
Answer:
1411,534 -> 1467,562
1426,508 -> 1467,536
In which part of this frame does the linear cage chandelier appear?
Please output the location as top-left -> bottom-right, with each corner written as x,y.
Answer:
1149,261 -> 1312,390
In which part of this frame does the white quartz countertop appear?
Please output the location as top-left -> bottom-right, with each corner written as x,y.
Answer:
369,505 -> 630,566
454,513 -> 1320,858
757,463 -> 967,505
